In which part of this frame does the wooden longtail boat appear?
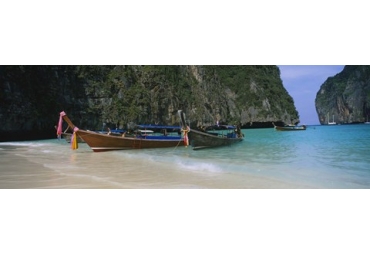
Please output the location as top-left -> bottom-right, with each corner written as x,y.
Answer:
178,110 -> 243,150
59,111 -> 184,152
273,123 -> 306,131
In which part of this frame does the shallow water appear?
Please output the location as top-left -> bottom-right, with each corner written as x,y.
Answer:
1,124 -> 370,188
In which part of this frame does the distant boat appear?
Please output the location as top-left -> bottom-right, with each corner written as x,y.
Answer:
328,114 -> 337,125
273,123 -> 306,131
178,110 -> 243,150
365,115 -> 370,124
58,111 -> 184,152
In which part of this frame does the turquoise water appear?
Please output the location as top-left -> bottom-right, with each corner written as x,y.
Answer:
1,124 -> 370,188
142,124 -> 370,188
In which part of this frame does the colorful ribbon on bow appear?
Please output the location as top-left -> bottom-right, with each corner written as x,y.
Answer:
71,127 -> 79,150
57,111 -> 66,139
182,126 -> 190,147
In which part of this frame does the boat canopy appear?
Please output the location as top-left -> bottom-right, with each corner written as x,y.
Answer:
205,125 -> 236,130
137,129 -> 154,134
136,124 -> 181,130
110,129 -> 126,133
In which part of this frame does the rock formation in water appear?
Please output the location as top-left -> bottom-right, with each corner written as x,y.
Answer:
315,65 -> 370,124
0,65 -> 299,141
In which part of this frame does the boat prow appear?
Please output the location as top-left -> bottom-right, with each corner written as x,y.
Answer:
58,111 -> 184,152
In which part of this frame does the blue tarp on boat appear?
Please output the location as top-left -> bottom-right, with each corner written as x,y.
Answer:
136,125 -> 181,130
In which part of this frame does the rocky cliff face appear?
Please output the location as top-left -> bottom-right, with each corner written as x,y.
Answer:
0,65 -> 299,141
315,65 -> 370,124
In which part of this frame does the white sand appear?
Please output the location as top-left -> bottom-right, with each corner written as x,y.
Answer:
0,144 -> 314,189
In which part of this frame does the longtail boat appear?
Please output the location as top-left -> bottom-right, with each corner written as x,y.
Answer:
178,110 -> 243,150
57,111 -> 184,152
273,123 -> 306,131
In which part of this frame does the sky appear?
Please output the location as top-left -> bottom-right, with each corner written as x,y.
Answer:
278,65 -> 345,125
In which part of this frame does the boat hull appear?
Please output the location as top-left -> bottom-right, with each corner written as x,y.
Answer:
188,129 -> 243,150
274,125 -> 306,131
76,129 -> 184,152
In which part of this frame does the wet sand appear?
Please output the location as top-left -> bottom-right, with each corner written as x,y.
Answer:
0,146 -> 110,188
0,144 -> 314,189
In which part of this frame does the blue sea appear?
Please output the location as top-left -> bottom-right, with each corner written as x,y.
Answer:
1,124 -> 370,188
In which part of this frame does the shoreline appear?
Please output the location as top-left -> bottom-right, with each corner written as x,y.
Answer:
0,143 -> 316,189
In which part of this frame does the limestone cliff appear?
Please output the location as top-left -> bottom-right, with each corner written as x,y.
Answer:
315,65 -> 370,124
0,65 -> 299,141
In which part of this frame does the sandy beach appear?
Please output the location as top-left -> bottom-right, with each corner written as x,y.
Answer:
1,143 -> 368,254
0,143 -> 313,189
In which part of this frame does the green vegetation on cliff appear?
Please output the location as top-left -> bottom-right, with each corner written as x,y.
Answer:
0,65 -> 299,141
204,66 -> 296,121
315,65 -> 370,124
